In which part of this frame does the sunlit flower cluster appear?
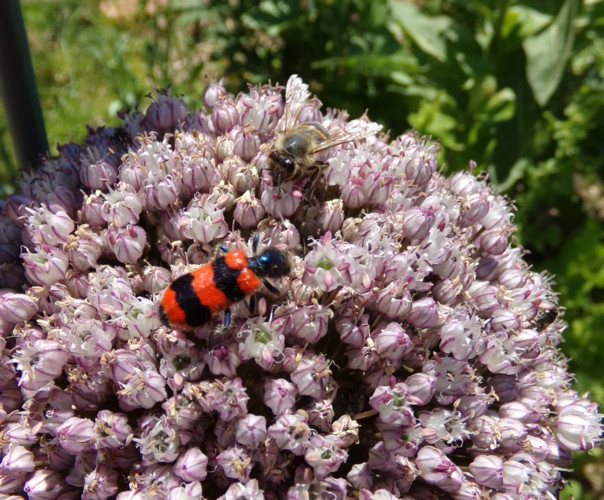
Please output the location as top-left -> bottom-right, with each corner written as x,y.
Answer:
0,76 -> 601,499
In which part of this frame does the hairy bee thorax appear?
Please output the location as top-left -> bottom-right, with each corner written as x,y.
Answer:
268,121 -> 331,183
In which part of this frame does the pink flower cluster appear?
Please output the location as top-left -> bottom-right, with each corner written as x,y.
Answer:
0,76 -> 601,499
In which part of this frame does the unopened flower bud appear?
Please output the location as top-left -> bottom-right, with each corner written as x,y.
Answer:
144,91 -> 187,131
211,98 -> 240,134
202,78 -> 227,108
264,378 -> 297,416
0,291 -> 37,323
235,414 -> 267,449
173,447 -> 208,482
233,191 -> 265,228
22,245 -> 69,286
104,225 -> 146,263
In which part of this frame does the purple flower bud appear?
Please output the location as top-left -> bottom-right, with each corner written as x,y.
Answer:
100,184 -> 143,227
268,412 -> 311,455
415,446 -> 463,494
219,479 -> 263,500
331,414 -> 360,448
348,462 -> 374,491
233,191 -> 266,228
374,282 -> 413,320
449,170 -> 481,196
173,447 -> 208,482
0,442 -> 35,475
340,176 -> 366,208
239,87 -> 283,133
143,174 -> 182,211
95,410 -> 133,450
104,224 -> 146,264
556,399 -> 602,451
336,313 -> 370,348
373,322 -> 412,360
23,469 -> 67,498
403,206 -> 435,242
56,416 -> 95,454
369,383 -> 415,427
501,454 -> 538,492
235,414 -> 267,449
17,340 -> 68,391
202,78 -> 227,108
144,91 -> 187,131
477,228 -> 509,255
264,378 -> 297,416
5,193 -> 37,225
470,282 -> 500,317
116,366 -> 167,411
216,445 -> 252,481
65,227 -> 104,272
211,98 -> 240,134
301,401 -> 332,436
291,354 -> 332,399
224,156 -> 257,194
22,245 -> 69,286
26,204 -> 75,246
81,192 -> 106,227
0,291 -> 37,323
407,297 -> 440,328
204,343 -> 241,377
318,199 -> 345,233
232,126 -> 261,161
460,192 -> 490,227
180,156 -> 220,199
0,472 -> 27,494
176,195 -> 228,244
119,155 -> 148,192
358,489 -> 398,500
406,373 -> 436,406
290,304 -> 331,343
261,181 -> 303,218
469,455 -> 504,489
82,465 -> 119,499
398,138 -> 437,187
79,147 -> 119,191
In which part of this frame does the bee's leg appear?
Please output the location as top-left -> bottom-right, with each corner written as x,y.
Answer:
224,308 -> 231,328
248,294 -> 256,314
263,279 -> 280,295
252,233 -> 260,255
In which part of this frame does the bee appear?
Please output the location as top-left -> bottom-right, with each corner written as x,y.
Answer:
534,304 -> 559,331
268,75 -> 381,186
159,234 -> 291,331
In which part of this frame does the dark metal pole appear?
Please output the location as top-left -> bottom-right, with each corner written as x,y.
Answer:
0,0 -> 49,171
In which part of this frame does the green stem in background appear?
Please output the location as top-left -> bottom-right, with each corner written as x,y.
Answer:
490,0 -> 510,54
0,0 -> 48,171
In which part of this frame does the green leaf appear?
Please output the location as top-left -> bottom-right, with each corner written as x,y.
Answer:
388,1 -> 451,62
523,0 -> 578,106
503,6 -> 552,39
480,87 -> 516,122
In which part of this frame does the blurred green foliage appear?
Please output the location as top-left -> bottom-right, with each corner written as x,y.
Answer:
1,0 -> 603,494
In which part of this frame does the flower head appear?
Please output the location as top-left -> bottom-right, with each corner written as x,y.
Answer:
0,75 -> 600,498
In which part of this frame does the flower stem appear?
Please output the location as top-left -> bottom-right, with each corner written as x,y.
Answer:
0,0 -> 48,171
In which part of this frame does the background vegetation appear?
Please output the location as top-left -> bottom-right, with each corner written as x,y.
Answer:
1,0 -> 603,496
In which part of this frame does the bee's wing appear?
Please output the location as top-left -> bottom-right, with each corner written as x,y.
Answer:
310,116 -> 382,154
280,75 -> 311,132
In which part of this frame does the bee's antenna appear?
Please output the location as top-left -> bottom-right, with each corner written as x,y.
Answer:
252,233 -> 260,255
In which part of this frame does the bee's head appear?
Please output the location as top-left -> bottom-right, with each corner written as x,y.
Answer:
268,150 -> 296,176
